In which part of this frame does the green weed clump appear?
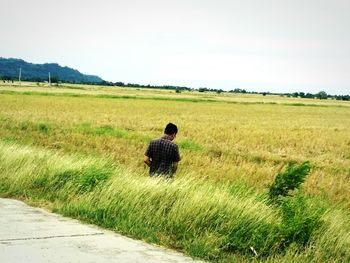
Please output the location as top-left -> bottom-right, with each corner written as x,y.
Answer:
279,193 -> 324,248
268,161 -> 311,203
267,162 -> 323,250
51,165 -> 112,192
37,122 -> 51,133
0,142 -> 349,262
76,123 -> 151,142
178,139 -> 203,151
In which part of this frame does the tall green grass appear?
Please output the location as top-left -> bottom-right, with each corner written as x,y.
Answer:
0,141 -> 349,262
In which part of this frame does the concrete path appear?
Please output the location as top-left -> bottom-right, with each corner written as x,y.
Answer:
0,198 -> 201,263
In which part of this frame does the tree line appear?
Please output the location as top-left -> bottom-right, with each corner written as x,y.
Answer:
1,76 -> 349,101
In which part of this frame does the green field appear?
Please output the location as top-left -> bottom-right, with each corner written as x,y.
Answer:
0,82 -> 349,262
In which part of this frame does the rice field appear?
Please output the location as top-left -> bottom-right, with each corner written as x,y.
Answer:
0,82 -> 349,262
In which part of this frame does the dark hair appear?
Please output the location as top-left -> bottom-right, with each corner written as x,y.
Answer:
164,123 -> 178,135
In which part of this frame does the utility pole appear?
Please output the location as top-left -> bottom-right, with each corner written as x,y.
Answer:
19,68 -> 21,85
48,72 -> 51,86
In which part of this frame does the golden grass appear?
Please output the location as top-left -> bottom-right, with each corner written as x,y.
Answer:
1,81 -> 349,107
0,83 -> 349,208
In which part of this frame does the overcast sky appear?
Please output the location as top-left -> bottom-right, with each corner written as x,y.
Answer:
1,0 -> 350,94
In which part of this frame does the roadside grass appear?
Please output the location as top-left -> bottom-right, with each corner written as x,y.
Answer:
0,141 -> 349,262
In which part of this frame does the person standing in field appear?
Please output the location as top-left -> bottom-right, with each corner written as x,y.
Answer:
144,123 -> 180,177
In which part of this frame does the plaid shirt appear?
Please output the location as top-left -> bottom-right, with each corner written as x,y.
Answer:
145,136 -> 180,176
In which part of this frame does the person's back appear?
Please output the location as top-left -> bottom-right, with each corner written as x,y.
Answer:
144,123 -> 180,177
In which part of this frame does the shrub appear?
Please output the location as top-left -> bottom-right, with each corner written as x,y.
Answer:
268,161 -> 311,203
267,161 -> 322,250
280,193 -> 323,248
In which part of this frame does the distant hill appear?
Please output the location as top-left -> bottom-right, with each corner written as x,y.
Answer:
0,57 -> 104,83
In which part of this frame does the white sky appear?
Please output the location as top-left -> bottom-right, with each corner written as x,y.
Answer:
1,0 -> 350,94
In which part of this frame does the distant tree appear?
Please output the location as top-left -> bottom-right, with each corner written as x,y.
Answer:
304,93 -> 314,99
335,95 -> 350,101
114,82 -> 125,86
230,88 -> 247,93
316,91 -> 327,100
51,76 -> 59,84
101,80 -> 114,86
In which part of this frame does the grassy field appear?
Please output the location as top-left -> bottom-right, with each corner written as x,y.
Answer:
0,82 -> 349,262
